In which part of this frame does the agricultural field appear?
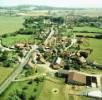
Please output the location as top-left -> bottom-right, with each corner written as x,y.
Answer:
0,67 -> 13,85
24,10 -> 49,16
0,16 -> 24,35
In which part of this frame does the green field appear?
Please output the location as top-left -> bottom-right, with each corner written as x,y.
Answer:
88,38 -> 102,64
37,78 -> 65,100
101,77 -> 102,86
81,67 -> 102,74
0,64 -> 98,100
37,78 -> 92,100
76,32 -> 99,37
0,16 -> 24,35
73,26 -> 102,33
0,80 -> 44,100
2,34 -> 41,46
0,67 -> 13,85
76,32 -> 102,64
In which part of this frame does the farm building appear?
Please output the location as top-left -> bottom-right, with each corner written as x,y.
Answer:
56,70 -> 99,87
67,72 -> 86,85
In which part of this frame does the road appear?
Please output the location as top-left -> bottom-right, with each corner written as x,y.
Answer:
13,73 -> 46,82
0,27 -> 55,95
37,63 -> 58,73
44,27 -> 55,46
65,33 -> 77,51
0,49 -> 34,95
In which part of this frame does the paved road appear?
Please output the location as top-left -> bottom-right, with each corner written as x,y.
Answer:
0,27 -> 55,95
0,49 -> 34,95
44,27 -> 55,46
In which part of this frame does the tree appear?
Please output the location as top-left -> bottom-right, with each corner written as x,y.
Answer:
29,95 -> 36,100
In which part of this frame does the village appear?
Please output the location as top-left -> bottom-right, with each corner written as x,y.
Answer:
0,21 -> 102,99
0,12 -> 102,100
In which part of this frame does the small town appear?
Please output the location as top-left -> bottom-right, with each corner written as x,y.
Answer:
0,0 -> 102,100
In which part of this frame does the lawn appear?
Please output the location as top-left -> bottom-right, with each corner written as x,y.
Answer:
0,66 -> 13,85
0,16 -> 24,35
73,26 -> 102,33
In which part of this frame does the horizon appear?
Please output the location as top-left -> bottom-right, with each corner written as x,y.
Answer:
0,0 -> 102,8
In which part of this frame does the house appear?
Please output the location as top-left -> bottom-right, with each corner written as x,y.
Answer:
50,57 -> 63,69
15,43 -> 26,49
67,72 -> 86,85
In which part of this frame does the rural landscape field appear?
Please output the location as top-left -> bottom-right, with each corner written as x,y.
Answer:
0,0 -> 102,100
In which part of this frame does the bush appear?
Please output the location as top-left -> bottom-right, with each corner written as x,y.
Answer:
2,34 -> 9,38
95,34 -> 102,39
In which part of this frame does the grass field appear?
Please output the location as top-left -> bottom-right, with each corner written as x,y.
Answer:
73,26 -> 102,33
76,32 -> 99,37
2,34 -> 41,46
37,77 -> 92,100
81,67 -> 102,74
0,80 -> 44,100
0,74 -> 97,100
76,32 -> 102,64
0,16 -> 24,35
88,38 -> 102,64
0,67 -> 13,85
101,77 -> 102,86
37,78 -> 65,100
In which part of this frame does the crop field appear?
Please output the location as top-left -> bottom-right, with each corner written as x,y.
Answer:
0,16 -> 24,35
0,67 -> 13,85
24,10 -> 49,16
